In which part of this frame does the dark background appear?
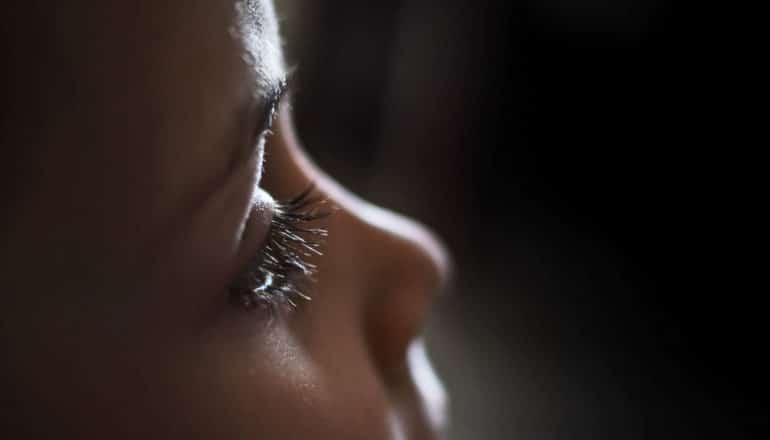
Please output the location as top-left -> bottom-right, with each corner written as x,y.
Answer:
276,1 -> 762,438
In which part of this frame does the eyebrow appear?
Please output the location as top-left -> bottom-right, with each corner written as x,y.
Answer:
224,76 -> 289,174
257,77 -> 290,135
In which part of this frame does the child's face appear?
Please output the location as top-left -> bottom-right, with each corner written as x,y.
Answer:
1,1 -> 449,438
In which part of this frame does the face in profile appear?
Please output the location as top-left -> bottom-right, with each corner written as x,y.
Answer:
0,0 -> 449,438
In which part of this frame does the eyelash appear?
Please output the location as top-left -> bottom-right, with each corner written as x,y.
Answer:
227,186 -> 328,313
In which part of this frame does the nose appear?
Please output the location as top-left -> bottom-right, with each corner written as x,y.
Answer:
262,107 -> 450,432
263,108 -> 451,359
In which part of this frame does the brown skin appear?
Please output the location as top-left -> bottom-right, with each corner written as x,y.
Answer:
0,1 -> 449,439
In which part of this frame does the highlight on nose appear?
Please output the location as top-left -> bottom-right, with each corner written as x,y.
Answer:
356,200 -> 453,293
308,165 -> 452,295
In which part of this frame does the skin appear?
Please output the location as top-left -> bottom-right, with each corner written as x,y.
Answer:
0,1 -> 450,438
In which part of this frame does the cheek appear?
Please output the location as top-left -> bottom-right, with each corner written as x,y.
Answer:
148,322 -> 395,439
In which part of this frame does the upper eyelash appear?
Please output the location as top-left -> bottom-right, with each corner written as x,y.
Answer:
228,185 -> 329,313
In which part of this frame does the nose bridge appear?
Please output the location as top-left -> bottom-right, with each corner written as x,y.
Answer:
315,164 -> 451,314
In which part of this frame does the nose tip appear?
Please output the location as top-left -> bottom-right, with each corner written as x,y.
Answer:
355,200 -> 452,294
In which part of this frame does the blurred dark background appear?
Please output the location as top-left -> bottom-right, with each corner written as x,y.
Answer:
276,1 -> 762,439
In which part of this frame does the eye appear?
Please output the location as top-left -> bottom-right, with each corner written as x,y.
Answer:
228,186 -> 329,313
228,77 -> 323,314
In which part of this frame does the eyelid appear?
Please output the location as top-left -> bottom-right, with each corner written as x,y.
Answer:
232,188 -> 275,271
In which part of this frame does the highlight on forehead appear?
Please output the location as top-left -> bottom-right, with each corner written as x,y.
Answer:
232,0 -> 286,98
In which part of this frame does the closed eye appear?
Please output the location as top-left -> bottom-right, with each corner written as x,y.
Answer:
228,185 -> 329,313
